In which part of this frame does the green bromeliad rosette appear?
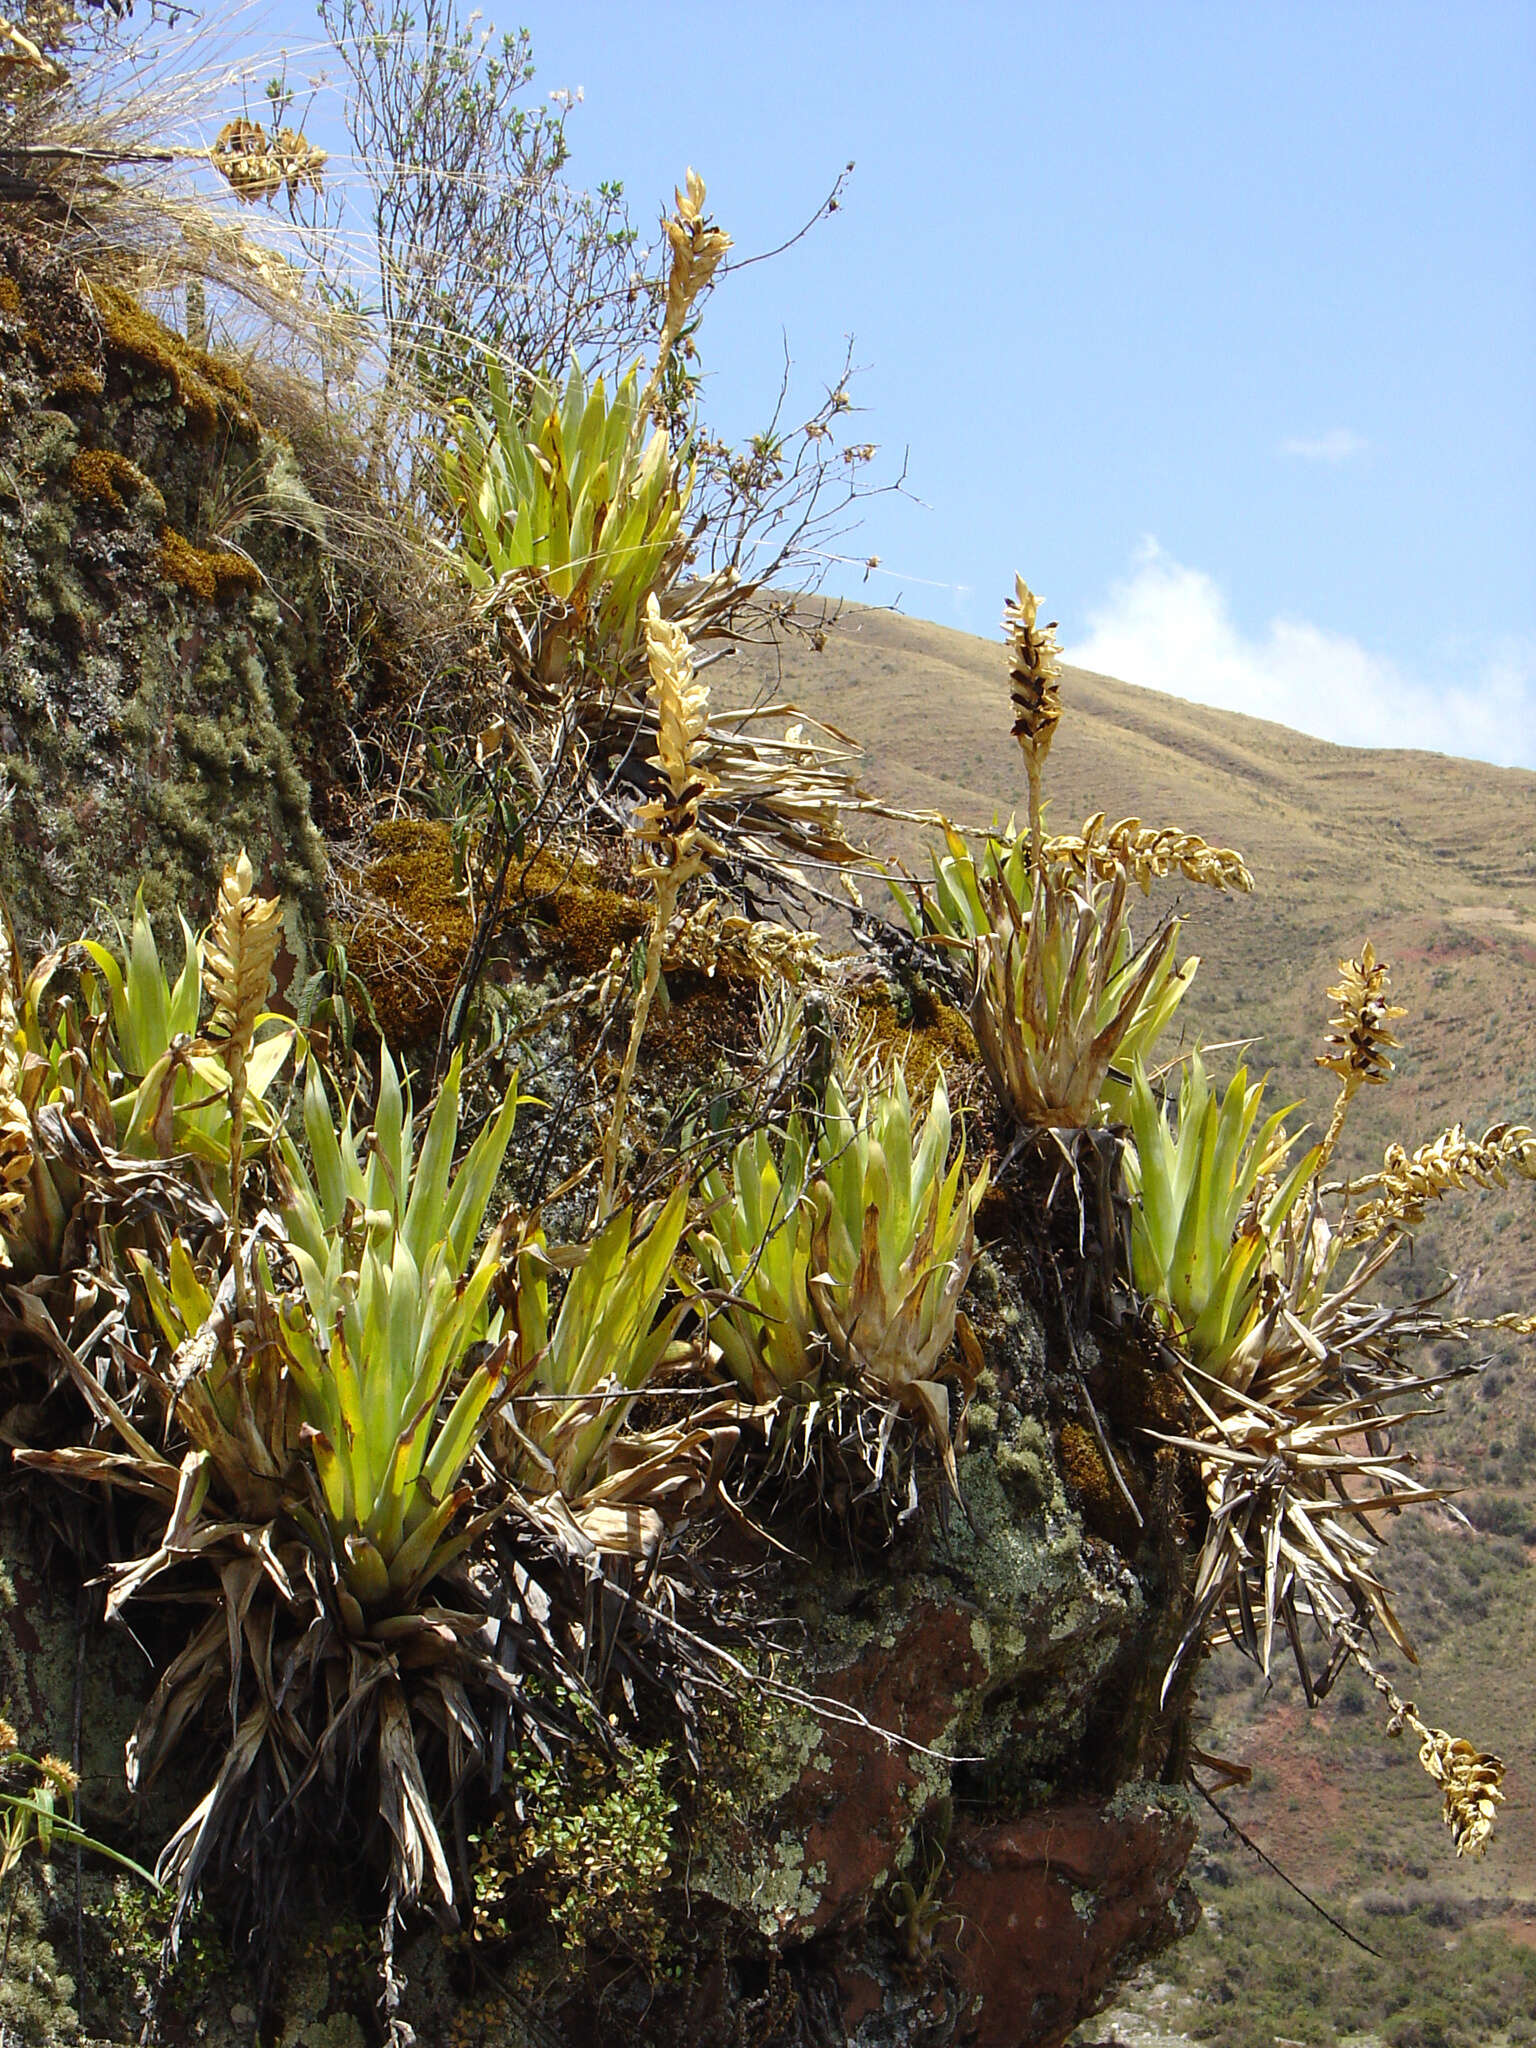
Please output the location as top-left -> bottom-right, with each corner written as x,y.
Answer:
695,1062 -> 987,1505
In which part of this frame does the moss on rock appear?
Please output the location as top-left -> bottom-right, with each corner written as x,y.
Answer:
66,448 -> 150,516
155,523 -> 262,602
0,233 -> 328,971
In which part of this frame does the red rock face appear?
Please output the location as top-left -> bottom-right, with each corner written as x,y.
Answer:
777,1595 -> 989,1934
941,1800 -> 1199,2048
721,1580 -> 1197,2045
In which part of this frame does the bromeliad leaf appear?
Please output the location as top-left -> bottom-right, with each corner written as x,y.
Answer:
497,1185 -> 693,1518
277,1047 -> 522,1608
1124,1054 -> 1319,1387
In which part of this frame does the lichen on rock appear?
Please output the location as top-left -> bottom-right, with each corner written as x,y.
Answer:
0,204 -> 1209,2048
0,233 -> 328,970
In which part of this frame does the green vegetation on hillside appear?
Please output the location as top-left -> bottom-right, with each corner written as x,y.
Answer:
1,9 -> 1533,2045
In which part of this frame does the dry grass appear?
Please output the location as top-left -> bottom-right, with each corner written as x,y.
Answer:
720,600 -> 1536,1313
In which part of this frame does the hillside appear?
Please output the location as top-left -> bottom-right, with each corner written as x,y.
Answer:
725,603 -> 1536,2045
724,600 -> 1536,1306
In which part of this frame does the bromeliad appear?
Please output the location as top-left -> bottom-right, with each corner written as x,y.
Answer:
695,1066 -> 987,1487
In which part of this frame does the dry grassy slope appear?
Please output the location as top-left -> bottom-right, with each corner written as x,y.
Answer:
723,603 -> 1536,1299
722,603 -> 1536,1909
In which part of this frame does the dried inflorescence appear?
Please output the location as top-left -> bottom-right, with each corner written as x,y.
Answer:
202,847 -> 283,1265
1313,940 -> 1407,1171
1348,1118 -> 1536,1240
1004,575 -> 1062,766
1354,1648 -> 1506,1857
1419,1731 -> 1507,1858
665,897 -> 832,986
210,117 -> 328,210
632,595 -> 718,884
660,168 -> 731,360
1044,813 -> 1254,895
1318,941 -> 1404,1093
1003,574 -> 1063,855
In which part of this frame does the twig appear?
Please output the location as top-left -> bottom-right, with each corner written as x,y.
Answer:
1192,1778 -> 1381,1957
725,164 -> 855,272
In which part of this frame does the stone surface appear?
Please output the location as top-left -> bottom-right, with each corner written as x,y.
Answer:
0,230 -> 330,969
944,1795 -> 1199,2048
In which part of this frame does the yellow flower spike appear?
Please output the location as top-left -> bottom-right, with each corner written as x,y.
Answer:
639,593 -> 716,856
203,848 -> 285,1280
203,849 -> 283,1075
1312,939 -> 1407,1172
631,169 -> 732,437
1317,940 -> 1405,1092
1003,574 -> 1063,856
601,601 -> 718,1215
661,168 -> 732,346
1348,1118 -> 1536,1241
1045,813 -> 1253,896
0,1716 -> 17,1758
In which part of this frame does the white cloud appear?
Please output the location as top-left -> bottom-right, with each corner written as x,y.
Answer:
1068,540 -> 1536,768
1281,428 -> 1367,463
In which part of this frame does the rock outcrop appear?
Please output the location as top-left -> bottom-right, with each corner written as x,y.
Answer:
0,231 -> 329,964
0,231 -> 1202,2048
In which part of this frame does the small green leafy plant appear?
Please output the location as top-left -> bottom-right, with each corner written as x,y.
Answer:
0,1721 -> 159,1970
472,1742 -> 675,1962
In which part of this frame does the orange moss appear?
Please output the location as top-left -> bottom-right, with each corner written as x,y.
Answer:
1058,1419 -> 1142,1553
69,448 -> 148,514
346,819 -> 474,1050
511,848 -> 648,972
47,367 -> 105,400
850,982 -> 979,1100
157,525 -> 261,602
0,277 -> 20,316
86,282 -> 257,440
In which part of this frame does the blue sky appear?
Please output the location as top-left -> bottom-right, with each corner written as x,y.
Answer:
166,3 -> 1535,764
